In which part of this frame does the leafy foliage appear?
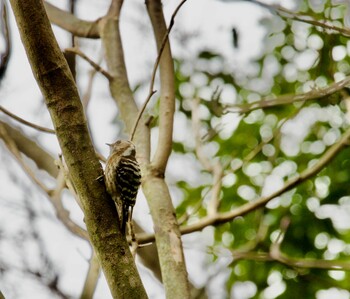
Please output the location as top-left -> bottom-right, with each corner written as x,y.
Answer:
170,0 -> 350,297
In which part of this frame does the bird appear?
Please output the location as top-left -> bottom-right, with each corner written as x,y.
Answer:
104,140 -> 141,235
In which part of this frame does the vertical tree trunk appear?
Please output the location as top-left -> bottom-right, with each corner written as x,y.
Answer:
9,1 -> 147,298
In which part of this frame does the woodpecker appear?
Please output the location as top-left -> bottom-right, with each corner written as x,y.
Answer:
105,140 -> 141,235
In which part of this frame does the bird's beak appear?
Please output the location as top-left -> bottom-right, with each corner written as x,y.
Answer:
106,143 -> 112,147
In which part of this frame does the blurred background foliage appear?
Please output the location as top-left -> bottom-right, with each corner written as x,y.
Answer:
167,0 -> 350,297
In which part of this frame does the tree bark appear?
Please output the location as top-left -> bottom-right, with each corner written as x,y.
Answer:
99,1 -> 191,297
144,1 -> 191,297
9,1 -> 147,298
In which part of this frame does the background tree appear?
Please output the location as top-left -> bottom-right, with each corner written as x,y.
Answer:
1,0 -> 350,298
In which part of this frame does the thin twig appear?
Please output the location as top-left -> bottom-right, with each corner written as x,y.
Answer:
247,0 -> 350,37
55,155 -> 82,210
50,168 -> 89,240
268,217 -> 350,270
242,102 -> 306,164
237,212 -> 269,253
130,0 -> 188,141
192,97 -> 213,171
277,4 -> 350,36
0,105 -> 55,134
192,97 -> 223,216
0,124 -> 51,192
232,246 -> 350,270
186,126 -> 350,230
129,90 -> 156,142
65,47 -> 113,80
224,75 -> 350,114
0,120 -> 59,176
82,53 -> 103,109
0,123 -> 88,240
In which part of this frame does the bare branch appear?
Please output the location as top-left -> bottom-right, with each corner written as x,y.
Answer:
137,126 -> 350,244
241,102 -> 305,165
0,123 -> 88,240
146,0 -> 187,172
224,76 -> 350,114
247,0 -> 350,36
231,247 -> 350,270
81,54 -> 103,109
269,217 -> 350,270
142,1 -> 191,297
65,47 -> 113,81
192,97 -> 223,216
9,0 -> 147,296
185,126 -> 350,231
0,121 -> 58,176
44,2 -> 100,38
130,90 -> 156,142
130,0 -> 188,142
99,5 -> 151,166
0,123 -> 51,193
0,105 -> 55,134
50,165 -> 88,240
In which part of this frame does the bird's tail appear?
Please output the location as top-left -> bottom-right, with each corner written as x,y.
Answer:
121,204 -> 129,235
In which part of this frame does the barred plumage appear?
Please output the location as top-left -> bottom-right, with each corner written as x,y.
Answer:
105,140 -> 141,234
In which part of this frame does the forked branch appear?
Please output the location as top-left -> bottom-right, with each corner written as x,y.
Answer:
130,0 -> 188,144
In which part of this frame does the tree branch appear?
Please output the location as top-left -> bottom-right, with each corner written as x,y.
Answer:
81,54 -> 103,109
0,123 -> 88,240
130,0 -> 187,143
0,105 -> 55,134
141,2 -> 191,297
98,7 -> 151,165
0,123 -> 51,193
184,126 -> 350,231
0,121 -> 58,176
147,0 -> 187,172
232,247 -> 350,270
137,126 -> 350,244
44,2 -> 100,38
268,217 -> 350,270
249,0 -> 350,37
224,75 -> 350,114
0,120 -> 164,283
50,165 -> 89,240
192,97 -> 223,216
65,47 -> 113,81
9,1 -> 147,297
